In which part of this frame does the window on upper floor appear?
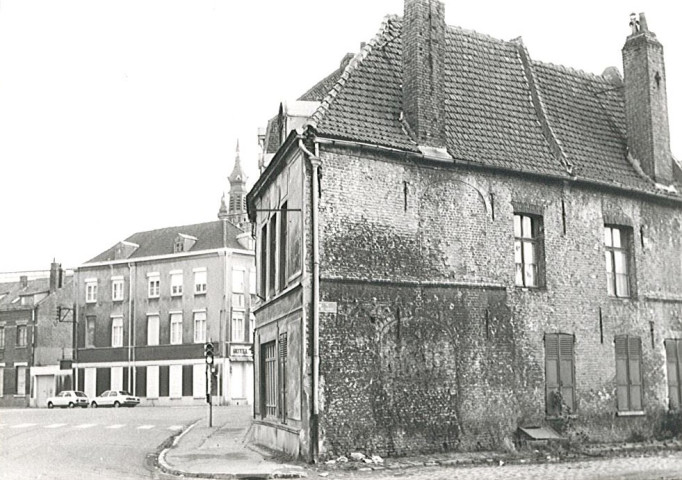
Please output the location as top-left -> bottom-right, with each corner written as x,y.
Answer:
112,278 -> 124,302
170,272 -> 183,297
194,269 -> 207,295
193,311 -> 206,343
249,267 -> 257,296
111,317 -> 123,348
147,314 -> 159,346
231,311 -> 244,343
170,313 -> 183,345
85,280 -> 98,303
604,226 -> 633,298
20,295 -> 33,306
268,214 -> 277,297
174,237 -> 184,253
148,273 -> 160,298
279,201 -> 288,290
259,223 -> 267,298
86,316 -> 96,348
232,269 -> 245,310
0,326 -> 4,349
16,325 -> 27,347
514,213 -> 544,288
615,335 -> 643,413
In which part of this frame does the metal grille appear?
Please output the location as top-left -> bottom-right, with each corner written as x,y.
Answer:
264,342 -> 277,417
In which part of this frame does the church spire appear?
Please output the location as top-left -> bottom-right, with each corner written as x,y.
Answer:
225,140 -> 249,231
228,140 -> 246,184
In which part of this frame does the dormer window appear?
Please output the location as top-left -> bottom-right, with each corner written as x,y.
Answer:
173,233 -> 197,254
19,295 -> 34,306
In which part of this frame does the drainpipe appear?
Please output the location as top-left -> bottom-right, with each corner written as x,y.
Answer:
73,270 -> 79,390
128,262 -> 135,393
299,138 -> 321,462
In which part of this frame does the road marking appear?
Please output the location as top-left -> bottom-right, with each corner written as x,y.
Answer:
168,425 -> 183,431
137,425 -> 154,430
10,423 -> 37,429
44,423 -> 67,429
106,424 -> 125,429
73,423 -> 97,429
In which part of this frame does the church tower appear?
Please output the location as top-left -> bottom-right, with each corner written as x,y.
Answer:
218,141 -> 249,231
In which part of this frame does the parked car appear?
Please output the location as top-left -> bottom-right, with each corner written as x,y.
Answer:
90,390 -> 140,408
46,390 -> 89,409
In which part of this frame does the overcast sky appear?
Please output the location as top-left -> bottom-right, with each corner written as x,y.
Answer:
0,0 -> 679,274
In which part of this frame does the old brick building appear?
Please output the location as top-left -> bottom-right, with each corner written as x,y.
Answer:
247,0 -> 682,461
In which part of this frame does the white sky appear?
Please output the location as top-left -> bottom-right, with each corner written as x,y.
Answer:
0,0 -> 680,273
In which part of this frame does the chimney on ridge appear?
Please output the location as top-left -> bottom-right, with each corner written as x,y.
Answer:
622,12 -> 673,184
49,260 -> 63,292
402,0 -> 446,150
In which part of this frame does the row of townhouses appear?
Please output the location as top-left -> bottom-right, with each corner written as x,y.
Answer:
246,0 -> 682,462
0,149 -> 257,407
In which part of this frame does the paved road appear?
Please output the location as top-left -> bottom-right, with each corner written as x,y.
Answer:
315,454 -> 682,480
0,406 -> 204,480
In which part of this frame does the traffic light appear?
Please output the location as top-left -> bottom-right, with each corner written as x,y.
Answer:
204,342 -> 214,365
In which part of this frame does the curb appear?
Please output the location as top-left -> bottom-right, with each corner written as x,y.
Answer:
153,421 -> 307,479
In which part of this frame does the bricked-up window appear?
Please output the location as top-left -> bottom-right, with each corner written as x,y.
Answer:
16,325 -> 27,347
259,224 -> 267,298
514,214 -> 544,288
147,315 -> 159,346
615,335 -> 643,412
268,214 -> 277,297
86,316 -> 96,347
665,339 -> 682,410
262,341 -> 277,417
604,226 -> 632,297
279,332 -> 288,422
279,202 -> 288,290
545,333 -> 575,415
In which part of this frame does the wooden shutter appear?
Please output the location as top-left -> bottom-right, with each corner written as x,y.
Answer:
615,335 -> 643,411
665,340 -> 680,410
628,337 -> 642,411
279,332 -> 288,422
615,335 -> 629,411
545,334 -> 560,415
559,335 -> 575,412
545,333 -> 575,415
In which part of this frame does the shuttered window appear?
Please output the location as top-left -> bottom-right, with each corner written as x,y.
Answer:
615,335 -> 643,412
263,341 -> 277,417
279,332 -> 288,422
665,339 -> 682,410
545,333 -> 575,415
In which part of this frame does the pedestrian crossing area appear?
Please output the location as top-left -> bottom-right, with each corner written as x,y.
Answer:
0,422 -> 184,432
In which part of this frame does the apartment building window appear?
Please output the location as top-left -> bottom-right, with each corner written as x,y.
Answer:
148,273 -> 160,298
0,326 -> 5,348
194,269 -> 207,295
146,365 -> 159,399
232,269 -> 245,310
112,277 -> 124,302
262,341 -> 277,417
169,365 -> 182,399
604,226 -> 632,298
279,332 -> 288,422
665,339 -> 682,410
193,311 -> 207,343
111,317 -> 123,348
514,214 -> 544,288
545,333 -> 575,416
268,214 -> 277,296
170,271 -> 183,297
231,311 -> 245,343
170,313 -> 183,345
85,280 -> 97,303
147,315 -> 159,346
16,366 -> 26,396
279,201 -> 288,289
615,335 -> 643,412
86,316 -> 96,347
249,267 -> 257,296
16,325 -> 27,347
260,224 -> 267,298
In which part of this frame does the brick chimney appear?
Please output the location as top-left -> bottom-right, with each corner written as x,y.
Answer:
49,260 -> 62,292
622,12 -> 673,184
20,275 -> 28,288
402,0 -> 446,149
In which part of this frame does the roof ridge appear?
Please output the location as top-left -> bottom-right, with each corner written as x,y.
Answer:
307,14 -> 397,130
532,58 -> 613,83
126,219 -> 222,238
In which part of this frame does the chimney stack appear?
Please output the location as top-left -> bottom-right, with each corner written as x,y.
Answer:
50,260 -> 62,292
622,12 -> 673,184
402,0 -> 446,149
20,275 -> 28,288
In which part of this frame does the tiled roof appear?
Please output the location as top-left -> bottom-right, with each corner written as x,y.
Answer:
0,278 -> 50,309
86,220 -> 245,264
264,114 -> 281,155
308,16 -> 680,196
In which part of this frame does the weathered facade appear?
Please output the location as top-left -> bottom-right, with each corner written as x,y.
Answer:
0,263 -> 74,408
247,0 -> 682,461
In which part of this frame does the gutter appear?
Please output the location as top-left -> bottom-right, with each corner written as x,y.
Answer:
299,138 -> 321,463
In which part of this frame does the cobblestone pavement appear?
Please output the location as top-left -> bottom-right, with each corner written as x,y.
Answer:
310,452 -> 682,480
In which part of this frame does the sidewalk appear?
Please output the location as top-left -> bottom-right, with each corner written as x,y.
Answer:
156,405 -> 306,479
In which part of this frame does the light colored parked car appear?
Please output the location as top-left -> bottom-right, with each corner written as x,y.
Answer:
90,390 -> 140,408
46,390 -> 89,409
